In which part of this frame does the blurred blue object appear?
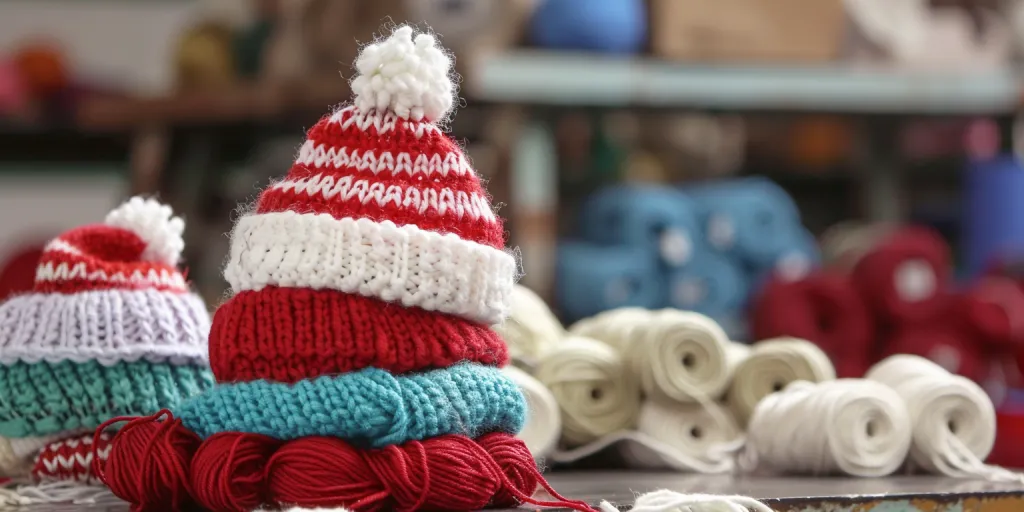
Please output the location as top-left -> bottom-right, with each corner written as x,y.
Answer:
751,227 -> 822,279
685,177 -> 802,267
666,250 -> 749,320
965,155 -> 1024,277
579,185 -> 702,269
556,242 -> 664,321
530,0 -> 647,54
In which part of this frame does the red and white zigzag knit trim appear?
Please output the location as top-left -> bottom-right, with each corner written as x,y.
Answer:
34,259 -> 187,292
296,139 -> 474,177
31,433 -> 111,485
327,105 -> 441,138
223,211 -> 516,325
269,173 -> 497,223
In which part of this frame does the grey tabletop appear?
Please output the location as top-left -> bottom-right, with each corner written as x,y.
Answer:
14,472 -> 1024,511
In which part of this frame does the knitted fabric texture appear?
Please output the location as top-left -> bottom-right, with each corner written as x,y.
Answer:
0,289 -> 209,366
31,432 -> 111,484
212,27 -> 518,388
210,287 -> 508,383
174,363 -> 526,445
0,356 -> 213,439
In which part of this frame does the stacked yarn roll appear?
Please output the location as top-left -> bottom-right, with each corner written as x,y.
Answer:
502,289 -> 1022,484
753,224 -> 1024,383
557,178 -> 818,339
91,26 -> 593,512
0,197 -> 213,504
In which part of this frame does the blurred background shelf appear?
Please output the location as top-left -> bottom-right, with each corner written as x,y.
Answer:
471,52 -> 1024,114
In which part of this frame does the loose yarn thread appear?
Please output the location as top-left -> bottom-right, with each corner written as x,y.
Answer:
866,355 -> 1024,482
728,338 -> 836,426
741,379 -> 912,477
502,365 -> 561,459
94,411 -> 596,512
534,336 -> 641,446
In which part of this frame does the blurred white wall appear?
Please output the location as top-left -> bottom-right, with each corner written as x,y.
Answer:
0,0 -> 210,95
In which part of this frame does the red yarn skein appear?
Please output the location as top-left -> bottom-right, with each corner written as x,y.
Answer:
751,271 -> 873,377
191,432 -> 282,512
883,321 -> 986,382
960,277 -> 1024,351
94,410 -> 202,512
852,227 -> 952,324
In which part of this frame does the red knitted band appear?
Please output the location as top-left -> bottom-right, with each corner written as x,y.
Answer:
209,286 -> 509,383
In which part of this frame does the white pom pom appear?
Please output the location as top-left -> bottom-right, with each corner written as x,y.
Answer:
350,25 -> 456,123
104,197 -> 185,266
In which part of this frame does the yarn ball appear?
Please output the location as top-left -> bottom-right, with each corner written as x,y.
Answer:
530,0 -> 647,54
350,26 -> 456,123
13,43 -> 68,99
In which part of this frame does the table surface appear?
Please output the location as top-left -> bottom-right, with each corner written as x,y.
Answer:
15,472 -> 1024,511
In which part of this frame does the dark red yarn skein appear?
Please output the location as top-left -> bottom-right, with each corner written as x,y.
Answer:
751,271 -> 874,377
93,410 -> 202,512
99,412 -> 595,512
191,432 -> 282,512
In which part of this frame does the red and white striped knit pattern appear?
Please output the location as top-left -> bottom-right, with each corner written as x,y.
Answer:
36,227 -> 187,294
257,106 -> 503,249
222,26 -> 516,326
33,197 -> 188,294
31,433 -> 111,485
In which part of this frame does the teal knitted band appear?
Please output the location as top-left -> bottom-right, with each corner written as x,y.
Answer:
0,360 -> 214,438
175,363 -> 527,447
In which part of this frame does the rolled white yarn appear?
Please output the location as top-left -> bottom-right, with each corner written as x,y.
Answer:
501,365 -> 561,459
569,307 -> 652,352
741,379 -> 912,477
620,400 -> 744,473
599,489 -> 774,512
492,284 -> 567,366
534,336 -> 641,446
866,354 -> 1023,482
727,337 -> 836,426
573,308 -> 742,404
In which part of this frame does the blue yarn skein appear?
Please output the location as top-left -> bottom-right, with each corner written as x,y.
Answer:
530,0 -> 647,54
580,185 -> 703,269
556,242 -> 663,322
666,250 -> 749,319
685,177 -> 802,267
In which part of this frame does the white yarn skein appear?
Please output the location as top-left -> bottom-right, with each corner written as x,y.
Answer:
620,400 -> 744,473
492,285 -> 566,366
728,337 -> 836,426
867,354 -> 1023,482
599,489 -> 774,512
534,336 -> 641,446
574,308 -> 740,404
743,379 -> 912,477
570,307 -> 652,350
501,365 -> 561,459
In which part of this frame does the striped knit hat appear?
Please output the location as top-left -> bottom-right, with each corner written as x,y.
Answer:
211,26 -> 518,384
0,197 -> 213,476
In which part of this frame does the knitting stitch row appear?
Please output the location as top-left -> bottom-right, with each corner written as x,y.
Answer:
0,289 -> 210,367
174,363 -> 526,446
0,360 -> 213,437
223,212 -> 515,325
210,286 -> 509,383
